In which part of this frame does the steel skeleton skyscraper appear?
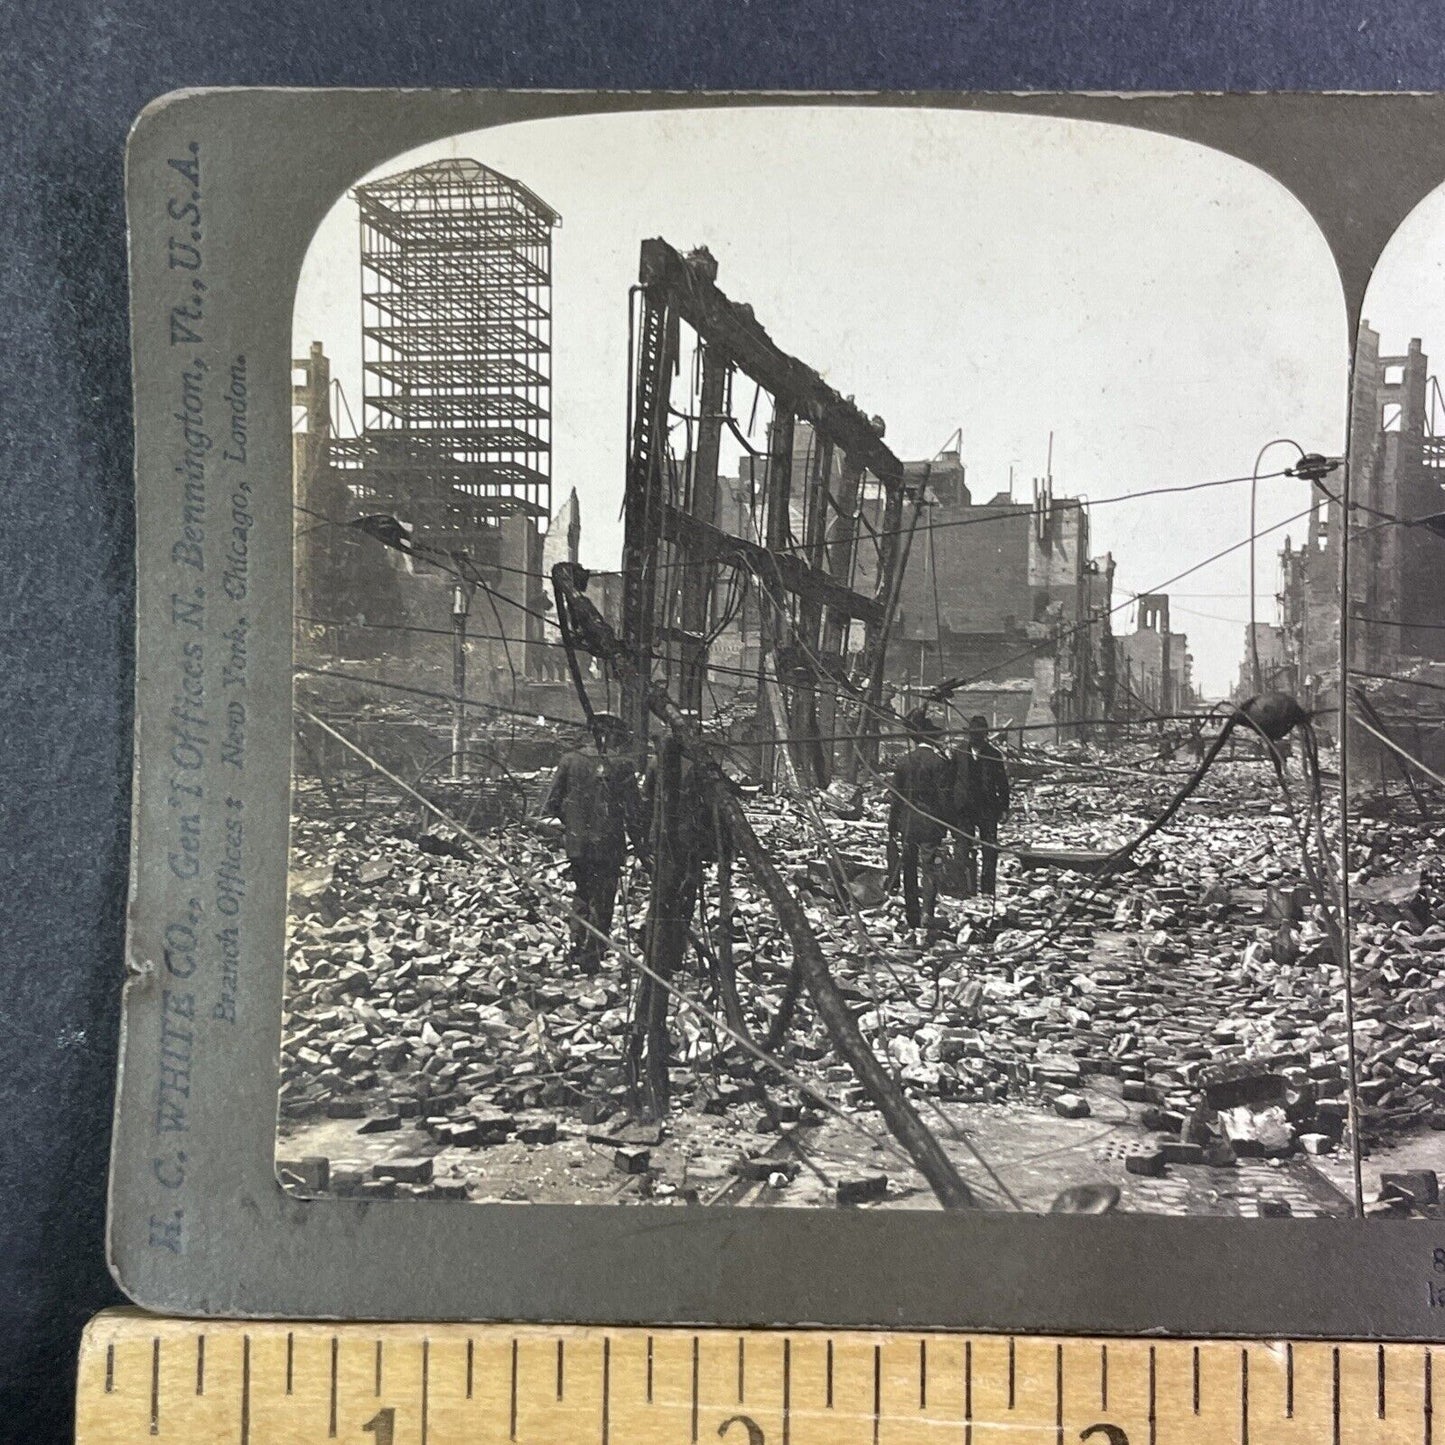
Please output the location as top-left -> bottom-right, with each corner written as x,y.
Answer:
345,158 -> 559,556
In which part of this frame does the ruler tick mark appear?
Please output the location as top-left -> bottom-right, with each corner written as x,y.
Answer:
1148,1345 -> 1157,1445
1101,1343 -> 1108,1410
375,1339 -> 383,1396
1286,1342 -> 1294,1418
150,1337 -> 160,1435
421,1339 -> 430,1445
826,1339 -> 834,1409
329,1335 -> 338,1438
1241,1348 -> 1250,1445
1378,1343 -> 1387,1418
646,1335 -> 653,1404
738,1336 -> 746,1403
691,1336 -> 700,1443
557,1338 -> 565,1400
240,1335 -> 251,1445
105,1343 -> 114,1394
964,1340 -> 973,1445
1008,1337 -> 1016,1410
920,1339 -> 927,1410
782,1339 -> 791,1445
1425,1350 -> 1433,1445
602,1338 -> 611,1445
510,1338 -> 518,1442
873,1343 -> 882,1445
196,1335 -> 205,1396
1332,1346 -> 1341,1445
286,1331 -> 294,1395
466,1339 -> 473,1400
1193,1346 -> 1201,1414
1055,1343 -> 1064,1445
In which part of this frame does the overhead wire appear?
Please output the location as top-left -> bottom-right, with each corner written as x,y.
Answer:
933,502 -> 1319,699
298,707 -> 932,1184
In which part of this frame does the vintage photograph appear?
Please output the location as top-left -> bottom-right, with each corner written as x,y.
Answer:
1336,184 -> 1445,1216
275,107 -> 1368,1216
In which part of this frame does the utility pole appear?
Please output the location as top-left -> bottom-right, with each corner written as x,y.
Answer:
451,579 -> 473,778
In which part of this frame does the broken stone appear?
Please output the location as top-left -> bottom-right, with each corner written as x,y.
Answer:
358,1112 -> 402,1134
1382,1171 -> 1439,1207
730,1156 -> 800,1183
1218,1103 -> 1294,1158
1198,1060 -> 1286,1110
613,1146 -> 651,1175
836,1174 -> 888,1205
372,1158 -> 433,1184
1053,1093 -> 1091,1119
1159,1139 -> 1204,1165
1125,1147 -> 1166,1177
329,1164 -> 367,1196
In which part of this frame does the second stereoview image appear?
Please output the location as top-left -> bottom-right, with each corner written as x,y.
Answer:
277,106 -> 1380,1218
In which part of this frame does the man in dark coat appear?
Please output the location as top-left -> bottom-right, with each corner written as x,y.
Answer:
887,710 -> 956,930
541,713 -> 649,973
640,734 -> 728,935
953,714 -> 1009,897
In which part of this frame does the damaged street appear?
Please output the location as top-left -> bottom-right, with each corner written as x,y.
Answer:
279,725 -> 1417,1218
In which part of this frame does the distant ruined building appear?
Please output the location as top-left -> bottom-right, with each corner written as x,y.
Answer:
1116,594 -> 1195,718
711,426 -> 1117,738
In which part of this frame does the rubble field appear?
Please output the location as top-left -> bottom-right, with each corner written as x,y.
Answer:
277,744 -> 1445,1217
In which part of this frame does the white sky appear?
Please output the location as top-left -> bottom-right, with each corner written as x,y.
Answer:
1363,184 -> 1445,389
294,106 -> 1350,697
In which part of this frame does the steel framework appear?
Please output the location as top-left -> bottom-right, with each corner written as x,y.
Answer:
351,158 -> 559,553
620,239 -> 911,787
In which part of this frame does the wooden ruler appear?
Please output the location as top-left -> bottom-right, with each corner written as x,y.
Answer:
76,1309 -> 1441,1444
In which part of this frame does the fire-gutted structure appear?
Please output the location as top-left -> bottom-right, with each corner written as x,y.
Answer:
619,241 -> 912,788
1267,323 -> 1445,757
295,159 -> 559,676
1345,326 -> 1445,670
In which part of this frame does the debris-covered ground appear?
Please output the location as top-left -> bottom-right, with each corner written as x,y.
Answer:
276,737 -> 1445,1217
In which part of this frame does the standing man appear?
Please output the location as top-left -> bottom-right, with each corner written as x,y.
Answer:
1187,714 -> 1207,765
887,709 -> 955,932
953,714 -> 1009,898
541,713 -> 649,974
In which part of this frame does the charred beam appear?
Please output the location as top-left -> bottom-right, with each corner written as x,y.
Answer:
638,239 -> 904,485
661,506 -> 883,625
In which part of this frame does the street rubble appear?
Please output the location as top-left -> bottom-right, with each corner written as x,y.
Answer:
276,736 -> 1445,1217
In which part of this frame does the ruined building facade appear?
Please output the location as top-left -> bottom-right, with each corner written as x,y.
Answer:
709,428 -> 1116,735
1114,594 -> 1194,717
1265,324 -> 1445,746
1345,327 -> 1445,671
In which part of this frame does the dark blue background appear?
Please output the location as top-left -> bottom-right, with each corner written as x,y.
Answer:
4,3 -> 1443,1438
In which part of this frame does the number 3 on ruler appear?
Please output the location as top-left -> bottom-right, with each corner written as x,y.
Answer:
1080,1426 -> 1129,1445
362,1407 -> 395,1445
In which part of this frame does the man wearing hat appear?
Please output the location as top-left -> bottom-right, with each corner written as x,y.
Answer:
953,714 -> 1010,897
541,712 -> 649,973
887,708 -> 956,931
